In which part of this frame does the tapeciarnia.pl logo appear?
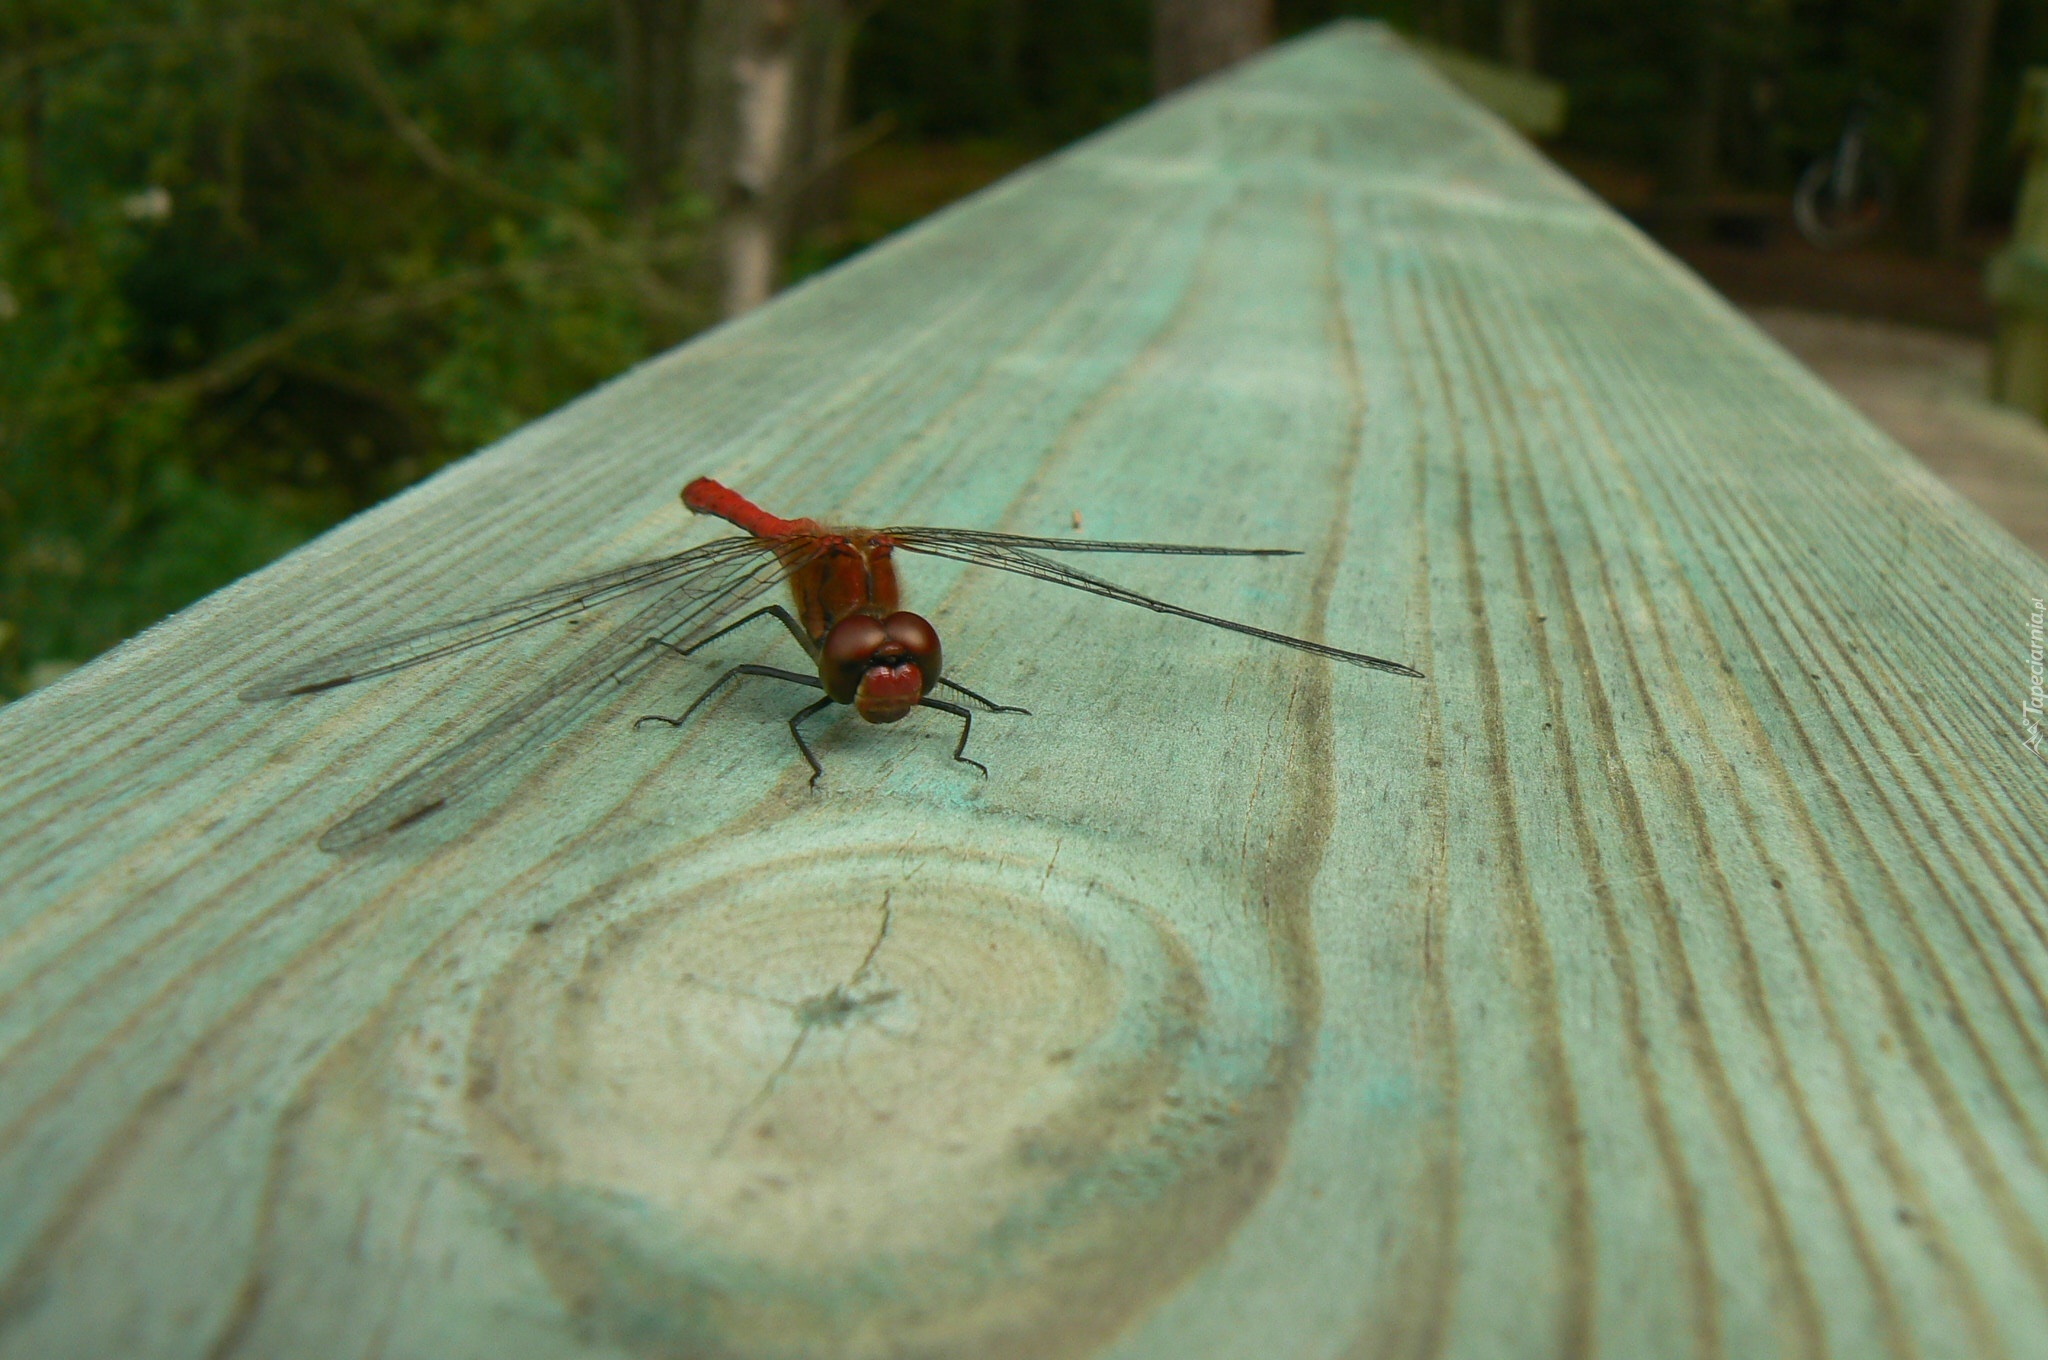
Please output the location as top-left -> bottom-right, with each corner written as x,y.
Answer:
2028,598 -> 2046,753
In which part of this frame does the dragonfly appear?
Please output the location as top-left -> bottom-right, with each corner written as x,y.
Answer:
244,477 -> 1421,851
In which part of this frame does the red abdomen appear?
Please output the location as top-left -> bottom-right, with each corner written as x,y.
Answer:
684,477 -> 902,646
683,477 -> 808,538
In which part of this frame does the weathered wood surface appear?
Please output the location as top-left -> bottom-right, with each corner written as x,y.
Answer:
4,22 -> 2048,1360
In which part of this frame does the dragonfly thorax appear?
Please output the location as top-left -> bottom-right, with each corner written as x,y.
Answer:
820,612 -> 942,723
790,533 -> 902,644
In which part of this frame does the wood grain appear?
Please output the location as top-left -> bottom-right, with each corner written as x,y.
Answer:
4,22 -> 2047,1360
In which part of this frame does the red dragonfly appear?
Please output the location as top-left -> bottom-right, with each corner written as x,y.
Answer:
245,478 -> 1419,850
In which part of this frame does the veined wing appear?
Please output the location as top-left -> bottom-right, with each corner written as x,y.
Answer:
888,529 -> 1422,678
241,536 -> 774,700
884,525 -> 1297,558
294,541 -> 819,852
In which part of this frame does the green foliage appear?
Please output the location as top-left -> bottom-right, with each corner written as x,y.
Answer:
0,0 -> 708,696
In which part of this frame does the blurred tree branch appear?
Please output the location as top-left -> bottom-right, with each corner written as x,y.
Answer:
335,18 -> 699,319
139,255 -> 608,409
0,26 -> 179,83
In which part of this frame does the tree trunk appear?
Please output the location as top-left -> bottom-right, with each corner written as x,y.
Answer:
792,0 -> 863,238
1434,0 -> 1467,49
691,0 -> 806,316
1152,0 -> 1271,96
990,0 -> 1025,122
615,0 -> 691,221
1677,50 -> 1721,202
724,2 -> 799,315
1499,0 -> 1537,72
1667,0 -> 1723,239
1924,0 -> 2001,257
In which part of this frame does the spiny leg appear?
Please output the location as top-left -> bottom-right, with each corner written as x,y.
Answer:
636,664 -> 822,730
788,696 -> 835,786
645,606 -> 812,664
918,696 -> 990,778
936,676 -> 1030,715
639,665 -> 839,787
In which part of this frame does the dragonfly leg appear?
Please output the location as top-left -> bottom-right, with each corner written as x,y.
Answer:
636,664 -> 822,730
935,676 -> 1030,715
917,697 -> 990,778
788,696 -> 834,787
648,605 -> 812,662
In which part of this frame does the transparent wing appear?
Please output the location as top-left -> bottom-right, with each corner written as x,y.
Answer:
884,524 -> 1297,558
888,532 -> 1422,678
241,535 -> 773,700
297,542 -> 820,852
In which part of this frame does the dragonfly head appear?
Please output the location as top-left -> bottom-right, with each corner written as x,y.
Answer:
821,611 -> 941,723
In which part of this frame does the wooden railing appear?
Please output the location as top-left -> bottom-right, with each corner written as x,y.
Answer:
3,22 -> 2046,1360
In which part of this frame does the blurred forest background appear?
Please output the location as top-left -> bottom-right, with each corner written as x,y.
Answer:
0,0 -> 2036,697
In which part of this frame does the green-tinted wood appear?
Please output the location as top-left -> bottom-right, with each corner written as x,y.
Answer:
3,22 -> 2047,1360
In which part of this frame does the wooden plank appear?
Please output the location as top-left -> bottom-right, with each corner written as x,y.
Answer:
3,21 -> 2047,1359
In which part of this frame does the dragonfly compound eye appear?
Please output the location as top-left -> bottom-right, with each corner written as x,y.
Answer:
849,612 -> 940,725
817,611 -> 942,724
880,612 -> 942,685
821,615 -> 890,704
